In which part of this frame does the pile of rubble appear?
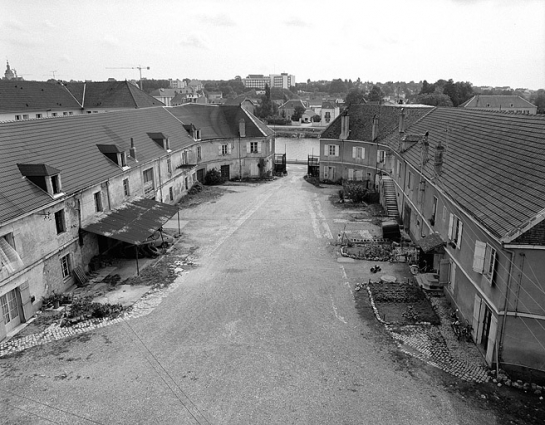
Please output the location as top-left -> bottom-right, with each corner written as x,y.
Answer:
489,369 -> 544,398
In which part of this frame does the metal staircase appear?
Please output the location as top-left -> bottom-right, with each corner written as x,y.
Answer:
382,176 -> 399,220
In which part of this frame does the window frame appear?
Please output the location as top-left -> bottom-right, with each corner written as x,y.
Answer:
123,178 -> 130,197
60,254 -> 71,279
94,191 -> 103,212
54,209 -> 66,234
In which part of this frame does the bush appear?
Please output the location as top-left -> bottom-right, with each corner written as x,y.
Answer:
188,181 -> 203,195
342,181 -> 368,203
204,168 -> 225,185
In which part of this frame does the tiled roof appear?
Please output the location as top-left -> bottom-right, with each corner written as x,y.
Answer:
279,100 -> 306,109
0,108 -> 195,224
0,80 -> 82,112
320,104 -> 433,141
460,95 -> 536,109
150,88 -> 182,97
65,81 -> 164,108
380,108 -> 545,239
166,104 -> 273,139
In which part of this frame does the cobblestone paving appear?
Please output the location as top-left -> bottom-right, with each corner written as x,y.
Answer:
366,284 -> 490,383
0,273 -> 187,358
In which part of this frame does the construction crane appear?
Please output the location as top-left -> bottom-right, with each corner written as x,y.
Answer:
105,66 -> 150,90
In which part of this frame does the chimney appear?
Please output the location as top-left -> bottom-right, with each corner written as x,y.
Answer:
434,140 -> 445,176
371,115 -> 379,141
421,131 -> 429,165
397,108 -> 405,151
340,113 -> 350,140
239,119 -> 246,138
129,138 -> 137,162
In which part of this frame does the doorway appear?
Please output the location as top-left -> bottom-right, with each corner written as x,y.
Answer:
1,289 -> 21,333
220,165 -> 230,180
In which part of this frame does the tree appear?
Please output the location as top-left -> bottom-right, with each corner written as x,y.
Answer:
329,78 -> 348,94
345,88 -> 366,106
415,93 -> 453,107
254,84 -> 278,119
292,105 -> 305,121
368,85 -> 384,102
531,89 -> 545,114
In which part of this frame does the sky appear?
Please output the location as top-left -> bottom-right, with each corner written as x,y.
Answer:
2,0 -> 545,90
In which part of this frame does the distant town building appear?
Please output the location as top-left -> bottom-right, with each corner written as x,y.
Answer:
3,61 -> 23,81
460,95 -> 537,115
242,73 -> 295,89
169,79 -> 187,89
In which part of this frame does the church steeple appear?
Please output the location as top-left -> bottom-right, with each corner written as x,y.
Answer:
4,60 -> 16,80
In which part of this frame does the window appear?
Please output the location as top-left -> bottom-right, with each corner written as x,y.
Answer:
15,115 -> 21,120
123,178 -> 130,196
250,142 -> 258,153
396,160 -> 401,178
473,241 -> 497,284
60,254 -> 71,279
182,151 -> 188,164
167,157 -> 172,174
442,206 -> 448,224
352,147 -> 365,159
185,177 -> 189,190
63,112 -> 68,116
36,113 -> 42,119
407,171 -> 412,189
52,113 -> 58,117
94,191 -> 103,212
377,150 -> 386,163
69,112 -> 73,115
448,214 -> 463,249
55,209 -> 66,234
169,187 -> 174,201
329,145 -> 336,156
23,114 -> 29,120
197,146 -> 202,161
120,152 -> 127,167
143,168 -> 155,197
325,112 -> 331,123
1,290 -> 19,325
221,144 -> 229,155
431,196 -> 438,224
51,175 -> 61,194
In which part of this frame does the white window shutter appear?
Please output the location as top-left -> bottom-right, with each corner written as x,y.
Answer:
324,144 -> 329,156
246,142 -> 250,153
473,241 -> 486,273
257,142 -> 261,153
456,221 -> 463,249
352,147 -> 357,159
362,148 -> 366,159
335,145 -> 339,156
484,246 -> 497,284
485,315 -> 498,364
348,169 -> 354,180
448,214 -> 454,240
228,144 -> 232,154
472,295 -> 483,343
218,145 -> 223,155
439,259 -> 450,284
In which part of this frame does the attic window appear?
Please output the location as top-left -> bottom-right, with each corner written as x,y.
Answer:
147,132 -> 171,151
97,144 -> 128,168
183,124 -> 201,141
17,163 -> 63,197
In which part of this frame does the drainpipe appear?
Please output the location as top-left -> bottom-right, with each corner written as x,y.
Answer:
498,248 -> 515,375
157,161 -> 163,202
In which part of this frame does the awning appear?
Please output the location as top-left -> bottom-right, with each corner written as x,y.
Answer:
83,198 -> 179,245
415,232 -> 446,253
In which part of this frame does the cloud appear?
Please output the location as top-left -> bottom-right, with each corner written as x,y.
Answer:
284,18 -> 311,28
198,13 -> 236,27
101,34 -> 121,48
178,34 -> 209,49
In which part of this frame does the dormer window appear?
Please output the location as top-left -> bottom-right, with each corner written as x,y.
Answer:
147,132 -> 171,151
97,144 -> 129,169
183,124 -> 201,141
17,163 -> 64,198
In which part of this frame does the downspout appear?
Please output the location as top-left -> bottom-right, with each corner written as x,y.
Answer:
157,161 -> 163,202
498,248 -> 515,375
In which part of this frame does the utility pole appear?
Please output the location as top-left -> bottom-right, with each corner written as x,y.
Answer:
105,65 -> 150,90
